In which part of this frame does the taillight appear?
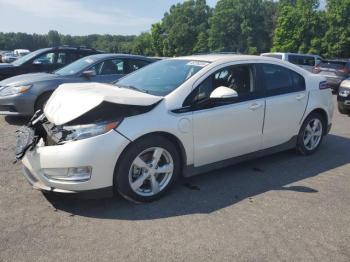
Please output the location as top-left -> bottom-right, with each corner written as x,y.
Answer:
319,81 -> 329,90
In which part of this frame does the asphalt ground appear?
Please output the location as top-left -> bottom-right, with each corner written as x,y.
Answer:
0,96 -> 350,262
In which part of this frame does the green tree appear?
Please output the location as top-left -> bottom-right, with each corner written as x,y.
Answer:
323,0 -> 350,57
209,0 -> 276,53
132,32 -> 154,56
47,30 -> 61,47
272,0 -> 324,54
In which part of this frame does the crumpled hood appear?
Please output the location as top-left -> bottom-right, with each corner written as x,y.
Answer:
44,82 -> 162,125
0,73 -> 59,86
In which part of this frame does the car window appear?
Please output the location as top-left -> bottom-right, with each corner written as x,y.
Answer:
127,59 -> 150,72
33,52 -> 56,64
57,51 -> 79,65
90,59 -> 124,75
184,64 -> 256,106
289,55 -> 315,66
319,61 -> 347,69
261,64 -> 305,95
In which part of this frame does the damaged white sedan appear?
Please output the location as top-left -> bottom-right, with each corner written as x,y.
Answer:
16,55 -> 334,202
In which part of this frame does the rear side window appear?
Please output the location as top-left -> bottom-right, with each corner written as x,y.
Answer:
261,64 -> 305,96
289,55 -> 315,66
127,59 -> 150,73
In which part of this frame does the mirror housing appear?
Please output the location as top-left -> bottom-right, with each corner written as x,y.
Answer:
210,86 -> 238,99
81,70 -> 96,78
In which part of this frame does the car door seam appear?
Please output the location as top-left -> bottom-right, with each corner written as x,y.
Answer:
299,91 -> 310,125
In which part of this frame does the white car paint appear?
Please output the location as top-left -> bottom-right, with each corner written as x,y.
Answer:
21,55 -> 333,196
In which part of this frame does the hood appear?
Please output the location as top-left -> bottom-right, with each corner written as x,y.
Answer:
44,82 -> 163,125
0,73 -> 59,86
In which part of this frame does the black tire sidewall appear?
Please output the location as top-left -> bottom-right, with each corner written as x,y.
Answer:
114,135 -> 180,203
35,92 -> 52,112
296,112 -> 325,155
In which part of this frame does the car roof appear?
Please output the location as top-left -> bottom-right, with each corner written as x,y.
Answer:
83,53 -> 156,61
261,52 -> 320,57
173,54 -> 288,63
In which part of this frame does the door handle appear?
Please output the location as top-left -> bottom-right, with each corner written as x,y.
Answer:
296,94 -> 306,101
249,102 -> 262,111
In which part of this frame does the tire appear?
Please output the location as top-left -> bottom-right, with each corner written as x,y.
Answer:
34,92 -> 52,113
338,103 -> 350,115
114,135 -> 180,203
296,112 -> 326,155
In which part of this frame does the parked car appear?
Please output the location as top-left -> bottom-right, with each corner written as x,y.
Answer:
0,46 -> 101,81
0,50 -> 11,63
313,60 -> 350,92
17,55 -> 333,202
261,52 -> 323,72
14,49 -> 30,57
0,54 -> 156,116
337,78 -> 350,115
2,52 -> 18,63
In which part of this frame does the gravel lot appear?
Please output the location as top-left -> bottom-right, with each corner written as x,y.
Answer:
1,97 -> 350,262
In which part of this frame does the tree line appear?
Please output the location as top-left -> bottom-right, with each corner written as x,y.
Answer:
0,0 -> 349,58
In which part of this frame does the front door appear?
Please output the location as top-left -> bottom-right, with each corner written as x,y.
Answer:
187,63 -> 265,167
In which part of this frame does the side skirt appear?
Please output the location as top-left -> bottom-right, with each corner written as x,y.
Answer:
183,136 -> 297,177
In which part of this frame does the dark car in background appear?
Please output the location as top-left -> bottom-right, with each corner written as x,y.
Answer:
337,78 -> 350,115
313,60 -> 350,92
0,46 -> 101,81
0,54 -> 157,116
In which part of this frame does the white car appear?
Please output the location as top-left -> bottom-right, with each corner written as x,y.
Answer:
260,52 -> 323,72
17,55 -> 334,203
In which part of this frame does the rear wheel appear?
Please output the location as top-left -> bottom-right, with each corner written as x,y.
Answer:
114,135 -> 180,203
296,112 -> 325,155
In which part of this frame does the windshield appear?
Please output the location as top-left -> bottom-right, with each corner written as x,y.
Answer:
55,56 -> 96,76
116,59 -> 209,96
12,49 -> 44,66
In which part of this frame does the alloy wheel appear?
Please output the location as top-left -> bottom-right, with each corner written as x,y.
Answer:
303,118 -> 323,151
128,147 -> 174,197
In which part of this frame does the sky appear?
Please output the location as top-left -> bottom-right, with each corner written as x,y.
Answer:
0,0 -> 325,36
0,0 -> 218,35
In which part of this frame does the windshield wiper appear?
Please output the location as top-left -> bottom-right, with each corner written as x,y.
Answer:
117,84 -> 149,94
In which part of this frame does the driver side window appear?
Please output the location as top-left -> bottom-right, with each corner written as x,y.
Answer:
184,64 -> 256,106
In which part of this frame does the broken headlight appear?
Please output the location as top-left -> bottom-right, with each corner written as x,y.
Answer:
63,121 -> 122,141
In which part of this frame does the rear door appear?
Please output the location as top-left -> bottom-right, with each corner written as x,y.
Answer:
259,63 -> 308,149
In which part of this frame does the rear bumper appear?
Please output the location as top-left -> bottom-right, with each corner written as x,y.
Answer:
0,93 -> 36,116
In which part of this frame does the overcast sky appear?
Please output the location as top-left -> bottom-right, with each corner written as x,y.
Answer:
0,0 -> 325,36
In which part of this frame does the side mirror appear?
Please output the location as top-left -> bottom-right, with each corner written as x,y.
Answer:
210,86 -> 238,99
81,70 -> 96,78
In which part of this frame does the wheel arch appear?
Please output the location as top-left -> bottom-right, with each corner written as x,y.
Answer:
302,108 -> 329,133
34,90 -> 54,111
116,131 -> 188,175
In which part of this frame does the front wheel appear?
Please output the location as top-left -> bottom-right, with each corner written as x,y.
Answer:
114,135 -> 180,203
296,112 -> 325,155
338,103 -> 350,115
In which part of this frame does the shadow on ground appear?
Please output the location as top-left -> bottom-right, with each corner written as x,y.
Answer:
41,134 -> 350,220
5,115 -> 31,126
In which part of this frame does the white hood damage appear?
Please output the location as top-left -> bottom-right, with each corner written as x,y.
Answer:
44,83 -> 162,125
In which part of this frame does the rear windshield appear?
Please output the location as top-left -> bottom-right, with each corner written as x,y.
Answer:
319,61 -> 347,69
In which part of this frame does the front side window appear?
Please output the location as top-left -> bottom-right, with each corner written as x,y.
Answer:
116,59 -> 209,96
33,52 -> 56,64
184,64 -> 256,106
261,64 -> 305,95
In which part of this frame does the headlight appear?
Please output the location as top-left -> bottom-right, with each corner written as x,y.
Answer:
63,120 -> 121,141
339,88 -> 350,97
0,84 -> 32,96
